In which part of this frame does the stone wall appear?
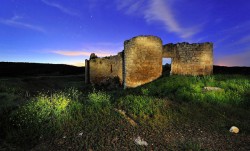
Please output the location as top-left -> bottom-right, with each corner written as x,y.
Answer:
124,36 -> 163,88
163,42 -> 213,75
162,44 -> 174,58
85,59 -> 90,83
88,52 -> 123,84
86,35 -> 213,88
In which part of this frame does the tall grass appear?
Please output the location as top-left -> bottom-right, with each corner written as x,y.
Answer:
6,89 -> 113,147
144,75 -> 250,107
88,90 -> 111,109
117,95 -> 164,119
8,89 -> 82,145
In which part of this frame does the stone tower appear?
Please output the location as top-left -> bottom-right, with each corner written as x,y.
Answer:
123,36 -> 163,88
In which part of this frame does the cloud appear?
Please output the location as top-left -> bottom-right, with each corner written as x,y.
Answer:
221,21 -> 250,35
116,0 -> 145,15
116,0 -> 133,10
144,0 -> 201,38
145,1 -> 179,32
231,35 -> 250,46
83,42 -> 123,52
215,50 -> 250,67
41,0 -> 78,16
52,51 -> 90,56
52,50 -> 116,57
238,35 -> 250,44
48,42 -> 123,63
0,15 -> 45,32
67,61 -> 85,67
116,0 -> 201,39
215,22 -> 250,47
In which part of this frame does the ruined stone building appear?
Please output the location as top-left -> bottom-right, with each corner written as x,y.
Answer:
85,35 -> 213,88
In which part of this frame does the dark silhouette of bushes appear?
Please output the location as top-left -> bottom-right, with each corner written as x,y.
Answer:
0,62 -> 84,77
213,65 -> 250,75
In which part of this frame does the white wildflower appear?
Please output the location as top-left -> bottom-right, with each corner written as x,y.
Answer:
134,136 -> 148,146
229,126 -> 239,134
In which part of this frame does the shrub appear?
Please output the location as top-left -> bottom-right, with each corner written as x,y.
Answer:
117,95 -> 163,119
141,88 -> 150,96
142,75 -> 250,107
87,90 -> 111,113
10,89 -> 84,143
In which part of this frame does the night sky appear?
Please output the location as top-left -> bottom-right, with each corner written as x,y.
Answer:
0,0 -> 250,67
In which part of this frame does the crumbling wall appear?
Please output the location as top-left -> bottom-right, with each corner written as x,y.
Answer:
163,42 -> 213,75
89,53 -> 123,84
162,44 -> 174,58
85,35 -> 214,88
85,59 -> 90,83
124,36 -> 163,88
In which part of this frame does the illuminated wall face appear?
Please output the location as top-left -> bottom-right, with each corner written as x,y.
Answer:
86,36 -> 213,88
124,36 -> 163,88
88,53 -> 123,84
163,43 -> 213,76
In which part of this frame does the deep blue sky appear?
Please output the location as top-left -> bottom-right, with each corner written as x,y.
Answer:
0,0 -> 250,66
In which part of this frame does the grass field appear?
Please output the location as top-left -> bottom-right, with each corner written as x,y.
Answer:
0,73 -> 249,150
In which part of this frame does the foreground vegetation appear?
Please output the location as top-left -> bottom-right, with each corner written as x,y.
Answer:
0,74 -> 249,150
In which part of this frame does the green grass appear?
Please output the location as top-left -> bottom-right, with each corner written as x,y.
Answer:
143,75 -> 250,107
0,74 -> 249,150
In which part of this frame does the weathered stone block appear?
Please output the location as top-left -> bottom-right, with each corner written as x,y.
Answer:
89,53 -> 123,85
165,42 -> 213,76
124,36 -> 163,88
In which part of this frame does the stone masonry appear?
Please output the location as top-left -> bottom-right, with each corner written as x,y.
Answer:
85,52 -> 123,84
163,42 -> 213,75
85,35 -> 213,88
124,36 -> 163,88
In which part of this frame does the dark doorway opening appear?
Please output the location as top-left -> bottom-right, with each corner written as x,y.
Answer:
162,58 -> 171,76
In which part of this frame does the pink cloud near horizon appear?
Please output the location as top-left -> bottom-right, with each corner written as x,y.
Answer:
52,50 -> 116,57
67,61 -> 85,67
214,50 -> 250,67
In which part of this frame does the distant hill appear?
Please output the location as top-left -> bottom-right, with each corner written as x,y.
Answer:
162,64 -> 250,75
0,62 -> 249,78
0,62 -> 84,77
213,65 -> 250,75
